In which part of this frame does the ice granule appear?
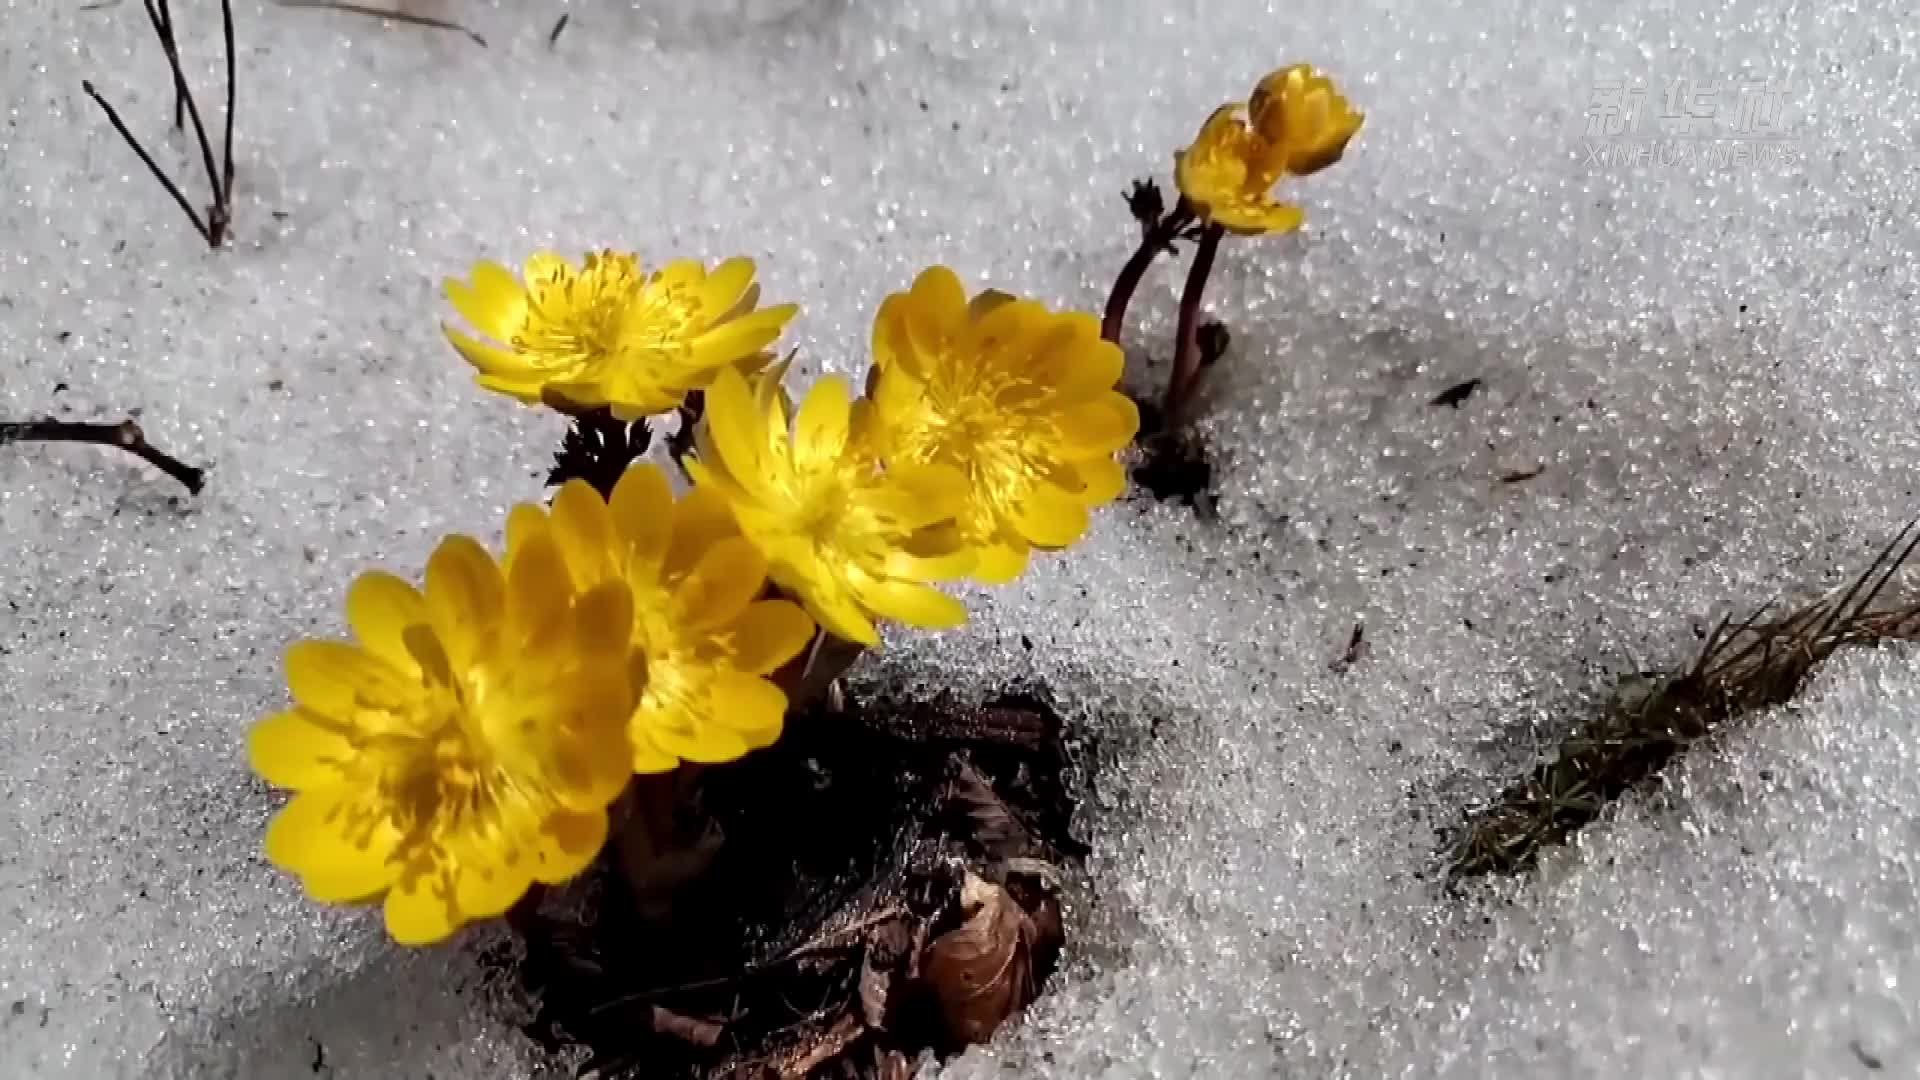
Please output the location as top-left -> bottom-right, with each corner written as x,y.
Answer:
3,0 -> 1918,1076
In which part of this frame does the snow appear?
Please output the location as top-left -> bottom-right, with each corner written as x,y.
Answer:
3,0 -> 1918,1076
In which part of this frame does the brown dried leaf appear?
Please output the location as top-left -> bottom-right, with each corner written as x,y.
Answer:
948,762 -> 1035,859
1022,890 -> 1065,982
921,872 -> 1035,1046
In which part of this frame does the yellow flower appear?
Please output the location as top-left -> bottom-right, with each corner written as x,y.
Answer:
249,521 -> 637,945
689,366 -> 975,647
1248,64 -> 1366,177
868,266 -> 1137,584
442,250 -> 798,419
1174,64 -> 1364,235
525,465 -> 818,772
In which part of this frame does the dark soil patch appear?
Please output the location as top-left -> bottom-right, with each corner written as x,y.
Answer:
507,690 -> 1086,1078
1128,397 -> 1215,516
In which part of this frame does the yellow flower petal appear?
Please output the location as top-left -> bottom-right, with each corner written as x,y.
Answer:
385,870 -> 462,946
857,580 -> 968,630
958,295 -> 1045,362
1075,456 -> 1130,505
727,600 -> 816,675
970,543 -> 1030,586
524,250 -> 570,281
531,810 -> 611,884
807,591 -> 881,647
444,326 -> 545,380
870,293 -> 916,375
695,257 -> 756,314
688,304 -> 797,370
609,463 -> 676,573
705,368 -> 773,495
504,527 -> 573,650
550,478 -> 619,587
707,670 -> 788,747
905,265 -> 969,359
573,579 -> 636,663
346,571 -> 428,674
454,859 -> 534,922
883,543 -> 975,583
1013,485 -> 1092,548
284,640 -> 412,717
793,376 -> 853,473
471,369 -> 550,404
1055,395 -> 1141,455
1035,323 -> 1124,402
631,736 -> 681,775
673,537 -> 768,632
663,485 -> 743,580
424,535 -> 506,668
264,789 -> 399,902
249,708 -> 350,790
878,463 -> 969,526
649,257 -> 704,293
1210,200 -> 1305,236
444,260 -> 527,343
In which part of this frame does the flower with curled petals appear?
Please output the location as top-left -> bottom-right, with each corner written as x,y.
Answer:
248,518 -> 635,945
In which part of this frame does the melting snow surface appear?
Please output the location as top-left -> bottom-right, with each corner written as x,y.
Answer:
3,0 -> 1918,1076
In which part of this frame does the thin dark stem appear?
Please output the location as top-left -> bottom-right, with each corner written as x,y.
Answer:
82,80 -> 213,245
140,0 -> 226,239
664,391 -> 704,471
1164,223 -> 1224,429
273,0 -> 489,48
220,0 -> 236,198
1101,197 -> 1194,344
0,418 -> 205,494
151,0 -> 185,129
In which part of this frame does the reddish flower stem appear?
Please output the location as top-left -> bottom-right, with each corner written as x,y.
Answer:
1101,198 -> 1196,344
1164,223 -> 1224,429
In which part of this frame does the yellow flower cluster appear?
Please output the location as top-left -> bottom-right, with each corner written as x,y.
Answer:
1175,64 -> 1365,235
254,254 -> 1137,943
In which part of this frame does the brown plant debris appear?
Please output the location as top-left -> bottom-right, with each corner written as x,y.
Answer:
921,872 -> 1054,1048
1452,521 -> 1920,878
507,690 -> 1083,1078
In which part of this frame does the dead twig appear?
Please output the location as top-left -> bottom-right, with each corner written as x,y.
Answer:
0,418 -> 205,494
